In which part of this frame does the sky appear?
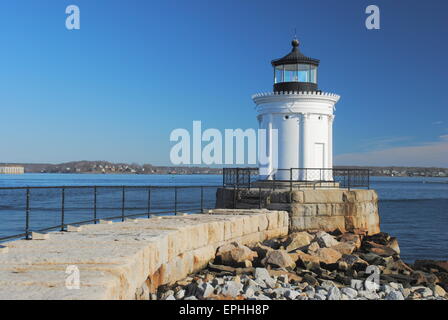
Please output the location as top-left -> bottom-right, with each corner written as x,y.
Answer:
0,0 -> 447,167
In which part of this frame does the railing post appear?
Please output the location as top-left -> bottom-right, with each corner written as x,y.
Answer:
259,187 -> 262,209
290,168 -> 293,192
367,170 -> 370,190
233,185 -> 237,209
93,186 -> 97,224
147,187 -> 151,218
60,187 -> 65,231
200,186 -> 204,213
174,187 -> 178,215
121,186 -> 125,222
25,188 -> 30,240
347,169 -> 351,191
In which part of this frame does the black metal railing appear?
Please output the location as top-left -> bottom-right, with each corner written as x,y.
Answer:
0,185 -> 220,243
223,167 -> 370,190
223,167 -> 259,187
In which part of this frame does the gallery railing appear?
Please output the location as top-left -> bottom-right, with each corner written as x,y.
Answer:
0,185 -> 220,242
223,167 -> 370,190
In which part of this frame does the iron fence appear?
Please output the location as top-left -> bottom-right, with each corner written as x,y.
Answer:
0,185 -> 220,242
223,167 -> 370,190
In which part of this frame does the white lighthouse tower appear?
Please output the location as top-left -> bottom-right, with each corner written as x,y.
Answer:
252,39 -> 340,181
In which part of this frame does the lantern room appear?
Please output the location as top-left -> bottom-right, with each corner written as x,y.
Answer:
272,39 -> 320,93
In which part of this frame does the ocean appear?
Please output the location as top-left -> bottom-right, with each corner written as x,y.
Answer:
0,173 -> 447,263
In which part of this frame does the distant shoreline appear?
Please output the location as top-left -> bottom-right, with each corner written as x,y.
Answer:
1,161 -> 448,178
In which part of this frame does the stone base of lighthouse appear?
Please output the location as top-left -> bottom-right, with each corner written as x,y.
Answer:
216,188 -> 380,235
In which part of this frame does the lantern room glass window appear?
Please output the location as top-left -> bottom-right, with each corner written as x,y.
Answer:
274,64 -> 317,84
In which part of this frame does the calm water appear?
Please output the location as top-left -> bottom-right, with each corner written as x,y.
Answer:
0,173 -> 447,263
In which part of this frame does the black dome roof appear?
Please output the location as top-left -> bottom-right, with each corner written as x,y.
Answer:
271,39 -> 320,67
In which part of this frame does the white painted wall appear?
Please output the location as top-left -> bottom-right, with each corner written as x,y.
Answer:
252,91 -> 340,181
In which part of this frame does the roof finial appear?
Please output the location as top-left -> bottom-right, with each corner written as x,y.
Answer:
292,28 -> 299,48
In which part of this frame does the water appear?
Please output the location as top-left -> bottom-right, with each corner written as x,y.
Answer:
0,173 -> 447,262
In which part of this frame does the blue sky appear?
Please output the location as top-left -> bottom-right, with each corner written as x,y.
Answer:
0,0 -> 447,167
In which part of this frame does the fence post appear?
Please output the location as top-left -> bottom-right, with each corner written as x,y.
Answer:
367,170 -> 370,190
347,170 -> 351,191
147,187 -> 151,218
121,186 -> 125,222
290,168 -> 293,192
60,188 -> 65,231
174,187 -> 178,215
93,186 -> 97,224
200,186 -> 204,213
25,188 -> 30,240
233,185 -> 237,209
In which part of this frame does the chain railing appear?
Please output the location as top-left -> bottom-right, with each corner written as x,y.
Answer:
0,185 -> 220,242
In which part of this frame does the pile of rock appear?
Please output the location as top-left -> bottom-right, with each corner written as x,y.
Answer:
156,230 -> 448,300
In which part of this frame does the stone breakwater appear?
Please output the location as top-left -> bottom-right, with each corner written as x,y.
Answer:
157,230 -> 448,300
0,209 -> 288,300
217,188 -> 380,235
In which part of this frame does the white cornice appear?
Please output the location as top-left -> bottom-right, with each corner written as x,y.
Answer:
252,91 -> 340,105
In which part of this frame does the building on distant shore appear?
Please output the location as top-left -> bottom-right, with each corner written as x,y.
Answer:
0,166 -> 25,174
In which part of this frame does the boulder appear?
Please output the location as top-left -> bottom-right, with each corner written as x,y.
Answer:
216,242 -> 258,267
307,241 -> 320,253
341,287 -> 358,299
364,241 -> 398,257
388,237 -> 400,255
221,281 -> 243,298
262,250 -> 296,269
331,242 -> 357,255
339,233 -> 362,249
316,231 -> 339,248
284,232 -> 313,252
413,260 -> 448,273
312,248 -> 342,265
434,285 -> 446,297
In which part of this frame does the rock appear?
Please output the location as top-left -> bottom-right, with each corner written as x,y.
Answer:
252,243 -> 274,264
341,287 -> 358,299
165,295 -> 176,300
295,251 -> 321,270
243,286 -> 256,298
411,271 -> 438,286
285,289 -> 300,300
350,279 -> 364,290
254,294 -> 272,300
364,241 -> 398,257
316,231 -> 339,248
414,260 -> 448,273
358,290 -> 380,300
331,242 -> 357,255
184,296 -> 198,300
313,293 -> 327,300
388,237 -> 400,255
413,286 -> 433,298
221,281 -> 243,298
262,250 -> 296,269
284,232 -> 313,252
313,248 -> 342,264
319,280 -> 337,291
385,290 -> 405,300
202,283 -> 215,298
358,252 -> 386,266
254,268 -> 276,288
175,289 -> 185,299
327,286 -> 341,300
216,243 -> 258,267
434,285 -> 446,297
303,274 -> 319,286
385,259 -> 413,274
339,233 -> 362,249
268,269 -> 302,282
307,242 -> 320,253
364,232 -> 390,245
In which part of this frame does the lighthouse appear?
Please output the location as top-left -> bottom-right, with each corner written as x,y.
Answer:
252,39 -> 340,181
